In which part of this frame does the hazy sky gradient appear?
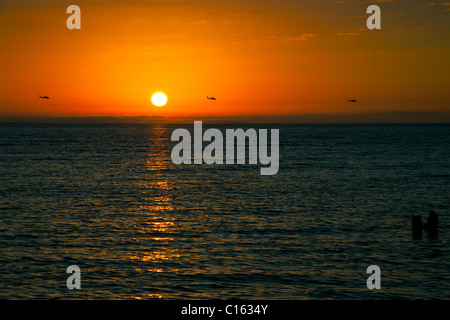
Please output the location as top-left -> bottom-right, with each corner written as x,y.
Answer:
1,0 -> 449,120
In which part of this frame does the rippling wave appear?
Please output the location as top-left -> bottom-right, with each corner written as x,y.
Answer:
0,123 -> 449,299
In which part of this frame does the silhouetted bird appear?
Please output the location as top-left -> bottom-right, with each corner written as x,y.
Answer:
207,97 -> 216,100
348,99 -> 357,102
39,95 -> 50,99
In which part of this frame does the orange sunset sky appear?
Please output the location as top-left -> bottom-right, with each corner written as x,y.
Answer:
0,0 -> 449,121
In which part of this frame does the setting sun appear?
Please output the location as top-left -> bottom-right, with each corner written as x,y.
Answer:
151,92 -> 167,107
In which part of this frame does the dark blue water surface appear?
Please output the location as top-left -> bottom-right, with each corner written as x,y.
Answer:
0,123 -> 449,299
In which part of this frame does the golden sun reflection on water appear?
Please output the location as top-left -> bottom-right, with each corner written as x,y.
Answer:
128,125 -> 180,290
142,180 -> 174,190
131,293 -> 164,300
131,250 -> 181,262
139,195 -> 174,212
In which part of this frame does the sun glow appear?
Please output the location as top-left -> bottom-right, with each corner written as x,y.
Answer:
151,92 -> 167,107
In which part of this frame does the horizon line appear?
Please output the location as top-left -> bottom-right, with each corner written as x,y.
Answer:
1,111 -> 450,124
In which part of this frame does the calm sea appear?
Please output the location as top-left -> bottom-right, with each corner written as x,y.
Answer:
0,123 -> 449,299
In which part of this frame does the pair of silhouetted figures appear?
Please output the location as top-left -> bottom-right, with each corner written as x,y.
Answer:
412,211 -> 439,239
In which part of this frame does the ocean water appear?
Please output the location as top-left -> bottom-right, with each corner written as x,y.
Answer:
0,123 -> 449,299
